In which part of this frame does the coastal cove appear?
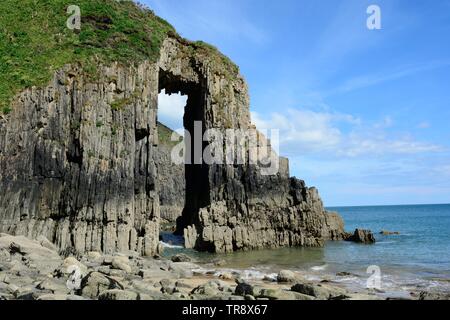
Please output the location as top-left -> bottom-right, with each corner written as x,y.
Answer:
0,204 -> 449,300
0,0 -> 449,303
161,204 -> 450,297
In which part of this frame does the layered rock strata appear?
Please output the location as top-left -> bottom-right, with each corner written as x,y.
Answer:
0,36 -> 345,254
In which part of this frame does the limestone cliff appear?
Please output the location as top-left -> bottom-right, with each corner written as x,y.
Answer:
0,1 -> 345,255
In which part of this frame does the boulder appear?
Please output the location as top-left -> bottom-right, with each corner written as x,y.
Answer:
0,273 -> 10,284
235,282 -> 254,296
37,294 -> 86,301
160,279 -> 176,292
170,253 -> 192,263
168,262 -> 195,278
111,256 -> 132,273
61,257 -> 88,276
87,251 -> 103,262
291,283 -> 349,300
78,272 -> 124,299
191,280 -> 230,296
277,270 -> 297,283
259,288 -> 314,300
36,279 -> 69,294
98,289 -> 139,300
0,248 -> 10,260
138,269 -> 173,280
175,280 -> 195,290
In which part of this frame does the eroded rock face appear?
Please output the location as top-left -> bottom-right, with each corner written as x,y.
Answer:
154,133 -> 184,223
0,36 -> 346,254
0,61 -> 161,256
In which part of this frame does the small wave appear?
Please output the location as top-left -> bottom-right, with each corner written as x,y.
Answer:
159,241 -> 183,249
311,264 -> 328,271
207,267 -> 278,282
333,276 -> 359,283
237,269 -> 271,280
304,274 -> 323,282
377,241 -> 396,245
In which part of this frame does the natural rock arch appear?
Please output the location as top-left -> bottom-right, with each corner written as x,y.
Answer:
157,38 -> 347,252
0,36 -> 345,255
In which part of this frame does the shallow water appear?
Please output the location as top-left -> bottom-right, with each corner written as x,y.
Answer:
161,204 -> 450,294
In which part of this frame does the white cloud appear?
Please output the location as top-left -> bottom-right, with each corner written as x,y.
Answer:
251,108 -> 444,158
252,109 -> 351,153
340,134 -> 444,157
157,90 -> 187,130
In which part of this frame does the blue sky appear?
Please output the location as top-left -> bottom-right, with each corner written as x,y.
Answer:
145,0 -> 450,206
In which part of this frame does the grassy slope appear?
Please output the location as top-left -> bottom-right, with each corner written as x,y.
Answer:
157,122 -> 182,147
0,0 -> 238,114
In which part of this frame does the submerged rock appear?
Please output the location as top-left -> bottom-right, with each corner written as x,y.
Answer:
170,254 -> 192,263
380,231 -> 400,235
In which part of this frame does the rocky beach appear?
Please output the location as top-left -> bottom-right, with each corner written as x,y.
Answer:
1,233 -> 448,301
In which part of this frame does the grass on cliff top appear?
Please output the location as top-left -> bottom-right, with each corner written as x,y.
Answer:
0,0 -> 239,114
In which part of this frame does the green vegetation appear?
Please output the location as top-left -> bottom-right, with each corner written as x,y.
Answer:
0,0 -> 240,114
1,106 -> 12,115
110,96 -> 133,111
0,0 -> 175,112
187,41 -> 239,78
157,122 -> 182,147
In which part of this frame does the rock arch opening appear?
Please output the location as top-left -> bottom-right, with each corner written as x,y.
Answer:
157,70 -> 211,237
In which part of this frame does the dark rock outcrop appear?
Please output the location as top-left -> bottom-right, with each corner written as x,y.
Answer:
345,229 -> 376,244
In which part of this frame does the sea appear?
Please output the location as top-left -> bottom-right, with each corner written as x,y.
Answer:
160,204 -> 450,296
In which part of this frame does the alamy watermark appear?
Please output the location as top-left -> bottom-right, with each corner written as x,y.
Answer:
66,5 -> 81,31
366,265 -> 382,290
66,265 -> 83,291
169,122 -> 281,176
367,4 -> 382,30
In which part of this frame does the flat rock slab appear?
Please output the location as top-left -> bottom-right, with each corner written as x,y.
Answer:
0,235 -> 62,274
